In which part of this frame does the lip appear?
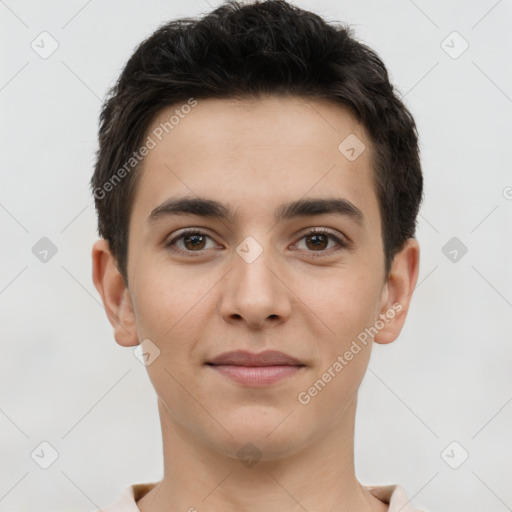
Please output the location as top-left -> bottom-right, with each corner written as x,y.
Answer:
206,350 -> 304,366
206,350 -> 305,387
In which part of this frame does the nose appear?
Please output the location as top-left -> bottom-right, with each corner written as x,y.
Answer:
218,239 -> 292,330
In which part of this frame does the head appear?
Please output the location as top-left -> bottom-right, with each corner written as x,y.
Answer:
92,0 -> 422,462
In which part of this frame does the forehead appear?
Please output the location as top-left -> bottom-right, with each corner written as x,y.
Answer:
131,95 -> 379,232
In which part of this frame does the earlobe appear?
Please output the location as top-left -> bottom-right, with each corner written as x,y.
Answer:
373,238 -> 420,345
91,239 -> 139,347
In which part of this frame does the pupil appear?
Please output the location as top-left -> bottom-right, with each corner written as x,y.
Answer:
307,234 -> 327,250
185,234 -> 205,250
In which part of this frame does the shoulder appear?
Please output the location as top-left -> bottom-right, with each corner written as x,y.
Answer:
96,481 -> 428,512
92,482 -> 159,512
364,483 -> 429,512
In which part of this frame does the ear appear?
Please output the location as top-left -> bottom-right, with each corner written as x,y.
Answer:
91,239 -> 139,347
373,237 -> 420,345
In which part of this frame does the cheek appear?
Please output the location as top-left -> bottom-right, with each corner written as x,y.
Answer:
130,270 -> 209,417
129,264 -> 220,401
130,262 -> 211,339
289,271 -> 380,415
294,334 -> 372,442
297,268 -> 381,342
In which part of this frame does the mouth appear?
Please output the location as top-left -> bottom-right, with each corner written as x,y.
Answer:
205,350 -> 306,386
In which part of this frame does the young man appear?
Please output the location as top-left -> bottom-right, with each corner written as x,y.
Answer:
91,1 -> 425,510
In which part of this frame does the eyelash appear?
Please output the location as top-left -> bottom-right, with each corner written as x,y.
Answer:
165,227 -> 349,258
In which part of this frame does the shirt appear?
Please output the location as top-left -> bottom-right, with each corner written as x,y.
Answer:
96,481 -> 428,511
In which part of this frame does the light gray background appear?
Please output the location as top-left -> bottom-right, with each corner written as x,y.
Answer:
1,1 -> 511,511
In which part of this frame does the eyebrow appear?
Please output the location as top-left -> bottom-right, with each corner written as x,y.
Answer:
146,196 -> 365,227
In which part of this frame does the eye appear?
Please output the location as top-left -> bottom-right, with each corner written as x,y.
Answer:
165,229 -> 219,255
293,228 -> 348,256
165,227 -> 349,258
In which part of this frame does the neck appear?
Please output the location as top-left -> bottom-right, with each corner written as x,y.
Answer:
137,396 -> 387,512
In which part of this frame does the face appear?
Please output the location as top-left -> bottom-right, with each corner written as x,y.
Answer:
96,95 -> 417,461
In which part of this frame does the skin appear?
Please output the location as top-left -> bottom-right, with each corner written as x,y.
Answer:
92,95 -> 419,512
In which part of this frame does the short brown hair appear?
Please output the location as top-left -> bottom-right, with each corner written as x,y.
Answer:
91,0 -> 423,284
